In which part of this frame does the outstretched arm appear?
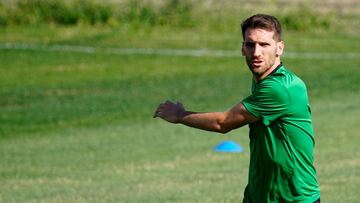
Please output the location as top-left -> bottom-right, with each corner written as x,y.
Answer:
153,100 -> 258,133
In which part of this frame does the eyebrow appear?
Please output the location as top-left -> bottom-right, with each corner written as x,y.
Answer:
243,40 -> 271,45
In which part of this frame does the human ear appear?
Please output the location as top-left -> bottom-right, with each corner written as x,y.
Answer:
276,41 -> 284,57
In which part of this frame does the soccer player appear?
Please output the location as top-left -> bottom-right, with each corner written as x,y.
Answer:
153,14 -> 320,203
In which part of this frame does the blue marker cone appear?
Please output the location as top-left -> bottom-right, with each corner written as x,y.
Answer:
213,140 -> 244,153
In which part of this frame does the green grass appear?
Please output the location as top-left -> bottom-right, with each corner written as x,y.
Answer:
1,25 -> 360,50
0,25 -> 360,202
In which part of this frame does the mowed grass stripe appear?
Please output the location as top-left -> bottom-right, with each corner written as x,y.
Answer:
1,42 -> 360,59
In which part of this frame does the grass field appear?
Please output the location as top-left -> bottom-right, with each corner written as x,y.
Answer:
0,24 -> 360,202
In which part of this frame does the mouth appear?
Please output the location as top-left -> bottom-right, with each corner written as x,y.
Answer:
251,59 -> 263,67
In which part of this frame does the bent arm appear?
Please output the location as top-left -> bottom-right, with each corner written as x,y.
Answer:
154,101 -> 258,133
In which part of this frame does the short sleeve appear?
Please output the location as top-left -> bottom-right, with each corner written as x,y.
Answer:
242,79 -> 289,126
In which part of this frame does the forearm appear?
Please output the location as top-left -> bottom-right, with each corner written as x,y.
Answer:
180,111 -> 230,133
154,101 -> 255,133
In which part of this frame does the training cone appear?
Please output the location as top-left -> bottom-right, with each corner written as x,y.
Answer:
213,140 -> 244,153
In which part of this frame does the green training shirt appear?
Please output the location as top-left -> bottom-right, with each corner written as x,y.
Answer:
242,64 -> 320,203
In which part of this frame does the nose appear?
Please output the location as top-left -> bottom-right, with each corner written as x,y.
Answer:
253,44 -> 261,57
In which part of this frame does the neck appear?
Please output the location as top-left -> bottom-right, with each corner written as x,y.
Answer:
254,60 -> 281,82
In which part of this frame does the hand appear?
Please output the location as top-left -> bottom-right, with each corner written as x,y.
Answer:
153,100 -> 185,123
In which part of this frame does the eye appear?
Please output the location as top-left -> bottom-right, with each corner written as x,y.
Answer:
259,42 -> 270,47
244,42 -> 255,48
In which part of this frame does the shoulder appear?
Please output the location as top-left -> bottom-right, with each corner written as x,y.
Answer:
254,77 -> 289,104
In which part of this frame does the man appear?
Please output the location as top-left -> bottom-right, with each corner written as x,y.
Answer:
153,14 -> 320,203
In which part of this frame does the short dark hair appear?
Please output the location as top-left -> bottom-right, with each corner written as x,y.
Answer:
241,14 -> 282,41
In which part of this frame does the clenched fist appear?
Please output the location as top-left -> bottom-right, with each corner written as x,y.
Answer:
153,100 -> 186,123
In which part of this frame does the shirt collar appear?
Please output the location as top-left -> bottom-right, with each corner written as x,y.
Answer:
254,62 -> 283,84
269,62 -> 283,76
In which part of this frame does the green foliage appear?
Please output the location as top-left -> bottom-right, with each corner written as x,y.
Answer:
0,0 -> 195,28
12,0 -> 76,25
1,0 -> 113,26
0,2 -> 6,26
158,0 -> 194,27
0,0 -> 346,33
74,0 -> 113,25
121,0 -> 158,26
278,6 -> 333,32
119,0 -> 195,28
